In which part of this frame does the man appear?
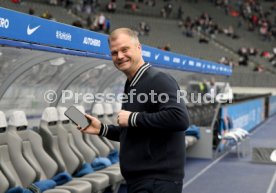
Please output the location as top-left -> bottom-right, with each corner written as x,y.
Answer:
81,28 -> 190,193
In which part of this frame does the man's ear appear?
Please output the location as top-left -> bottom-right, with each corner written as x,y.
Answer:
137,43 -> 142,50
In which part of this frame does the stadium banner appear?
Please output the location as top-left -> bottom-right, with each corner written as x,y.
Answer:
142,45 -> 231,75
0,7 -> 110,55
0,7 -> 232,76
220,98 -> 265,132
269,96 -> 276,116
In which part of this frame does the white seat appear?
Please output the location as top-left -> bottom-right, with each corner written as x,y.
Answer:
185,136 -> 198,148
103,103 -> 120,151
75,105 -> 123,186
0,166 -> 9,193
223,132 -> 239,141
103,103 -> 115,124
57,106 -> 110,192
112,102 -> 122,124
6,110 -> 92,193
92,103 -> 117,151
232,128 -> 249,139
40,107 -> 122,192
0,111 -> 75,193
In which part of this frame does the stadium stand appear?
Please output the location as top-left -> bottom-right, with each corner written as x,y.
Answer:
1,0 -> 275,88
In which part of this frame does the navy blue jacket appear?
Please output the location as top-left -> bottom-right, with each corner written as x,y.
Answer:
100,63 -> 190,183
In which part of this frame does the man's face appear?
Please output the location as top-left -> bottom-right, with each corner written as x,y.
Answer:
109,33 -> 141,74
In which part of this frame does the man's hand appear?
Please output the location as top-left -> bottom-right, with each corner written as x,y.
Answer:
80,114 -> 101,135
117,110 -> 132,127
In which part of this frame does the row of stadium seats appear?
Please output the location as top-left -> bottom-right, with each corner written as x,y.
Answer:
0,106 -> 123,193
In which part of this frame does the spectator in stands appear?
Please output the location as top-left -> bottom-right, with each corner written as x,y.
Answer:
145,0 -> 156,7
260,20 -> 269,41
177,6 -> 183,20
106,0 -> 116,13
164,2 -> 173,18
11,0 -> 20,3
223,25 -> 239,39
28,8 -> 35,15
80,28 -> 190,193
97,13 -> 106,31
182,16 -> 194,37
86,16 -> 92,29
260,50 -> 272,59
90,15 -> 100,31
238,47 -> 248,66
219,57 -> 237,67
208,77 -> 217,99
199,36 -> 209,44
84,3 -> 92,15
162,43 -> 171,51
238,55 -> 248,66
161,7 -> 167,18
49,0 -> 58,5
219,56 -> 228,65
40,11 -> 54,20
271,48 -> 276,67
161,3 -> 173,18
72,19 -> 83,28
202,79 -> 209,94
124,2 -> 139,12
248,47 -> 258,56
104,17 -> 111,34
138,21 -> 150,36
271,2 -> 276,11
253,64 -> 265,72
220,111 -> 233,136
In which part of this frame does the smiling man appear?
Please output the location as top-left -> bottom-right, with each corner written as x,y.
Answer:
109,28 -> 144,80
81,28 -> 190,193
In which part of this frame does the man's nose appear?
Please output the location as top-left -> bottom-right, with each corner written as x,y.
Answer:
117,51 -> 124,59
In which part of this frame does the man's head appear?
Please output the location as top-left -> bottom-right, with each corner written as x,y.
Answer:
108,28 -> 144,78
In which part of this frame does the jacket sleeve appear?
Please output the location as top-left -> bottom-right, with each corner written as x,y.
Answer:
128,72 -> 190,132
99,124 -> 121,141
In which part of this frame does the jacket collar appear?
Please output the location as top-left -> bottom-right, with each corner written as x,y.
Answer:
129,63 -> 151,87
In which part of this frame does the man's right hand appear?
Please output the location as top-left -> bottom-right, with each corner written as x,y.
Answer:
79,114 -> 101,135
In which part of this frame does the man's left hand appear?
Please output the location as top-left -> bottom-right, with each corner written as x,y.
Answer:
117,110 -> 131,127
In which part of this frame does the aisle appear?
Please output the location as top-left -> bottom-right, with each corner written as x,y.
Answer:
182,115 -> 276,193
